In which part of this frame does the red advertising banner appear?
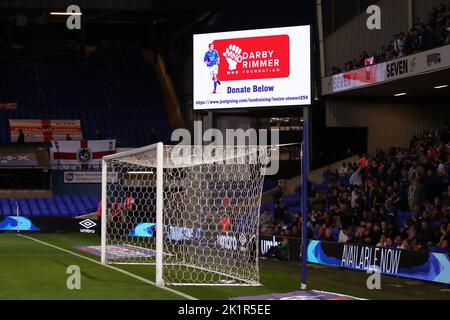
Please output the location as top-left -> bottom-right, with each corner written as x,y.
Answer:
0,102 -> 18,110
9,119 -> 83,142
213,34 -> 290,81
343,65 -> 379,84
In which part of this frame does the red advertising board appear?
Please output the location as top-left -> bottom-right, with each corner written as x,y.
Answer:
213,34 -> 290,81
9,119 -> 83,142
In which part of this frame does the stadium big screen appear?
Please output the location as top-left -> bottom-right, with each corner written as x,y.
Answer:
193,25 -> 311,110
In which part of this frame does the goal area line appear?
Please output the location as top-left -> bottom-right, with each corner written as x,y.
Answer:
108,261 -> 262,286
92,242 -> 261,287
16,234 -> 197,300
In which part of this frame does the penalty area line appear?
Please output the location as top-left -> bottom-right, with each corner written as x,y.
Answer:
17,234 -> 197,300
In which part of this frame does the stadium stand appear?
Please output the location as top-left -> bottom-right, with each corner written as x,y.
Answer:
261,125 -> 450,253
0,194 -> 99,217
330,4 -> 450,74
0,40 -> 171,145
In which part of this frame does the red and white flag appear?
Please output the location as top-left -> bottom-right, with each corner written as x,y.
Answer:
365,57 -> 375,66
9,119 -> 83,142
50,140 -> 116,170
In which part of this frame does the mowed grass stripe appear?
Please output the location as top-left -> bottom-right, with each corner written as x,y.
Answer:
2,233 -> 448,300
0,234 -> 196,300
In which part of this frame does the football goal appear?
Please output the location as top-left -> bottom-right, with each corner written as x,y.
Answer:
101,143 -> 271,286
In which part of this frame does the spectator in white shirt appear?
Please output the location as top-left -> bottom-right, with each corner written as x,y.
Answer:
376,234 -> 387,247
393,33 -> 406,57
349,167 -> 363,186
398,239 -> 410,250
338,228 -> 349,243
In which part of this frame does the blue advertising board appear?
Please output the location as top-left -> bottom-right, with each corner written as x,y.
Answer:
0,216 -> 40,231
307,240 -> 450,285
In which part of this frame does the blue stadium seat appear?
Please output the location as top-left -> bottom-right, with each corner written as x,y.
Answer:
71,195 -> 88,215
54,196 -> 70,217
0,198 -> 12,216
26,198 -> 42,217
37,198 -> 50,216
45,198 -> 60,216
17,199 -> 32,217
62,196 -> 78,216
332,228 -> 340,242
283,194 -> 300,207
88,195 -> 100,211
261,203 -> 274,212
0,40 -> 170,144
339,175 -> 350,186
315,183 -> 329,193
397,211 -> 412,228
8,199 -> 18,215
288,207 -> 301,215
80,195 -> 95,212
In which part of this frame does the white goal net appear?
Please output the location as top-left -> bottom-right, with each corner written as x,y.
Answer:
101,143 -> 270,286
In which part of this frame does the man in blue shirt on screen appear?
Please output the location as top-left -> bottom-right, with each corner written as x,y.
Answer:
204,43 -> 221,93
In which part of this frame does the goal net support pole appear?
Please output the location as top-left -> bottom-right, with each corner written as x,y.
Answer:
301,106 -> 310,290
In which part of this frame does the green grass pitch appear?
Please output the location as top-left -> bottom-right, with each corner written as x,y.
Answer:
0,232 -> 448,300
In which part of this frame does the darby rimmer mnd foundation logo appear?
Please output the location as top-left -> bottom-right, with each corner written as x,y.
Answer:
213,34 -> 290,81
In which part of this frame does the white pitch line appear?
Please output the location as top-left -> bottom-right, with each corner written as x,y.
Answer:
312,290 -> 367,300
0,253 -> 66,256
17,234 -> 197,300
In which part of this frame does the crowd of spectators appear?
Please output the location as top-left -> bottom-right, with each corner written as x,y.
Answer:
260,124 -> 450,253
330,4 -> 450,75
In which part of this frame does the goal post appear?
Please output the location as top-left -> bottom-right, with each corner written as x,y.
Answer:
101,143 -> 271,286
155,142 -> 164,286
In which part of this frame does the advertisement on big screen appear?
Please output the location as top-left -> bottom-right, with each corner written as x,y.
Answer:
193,26 -> 311,110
